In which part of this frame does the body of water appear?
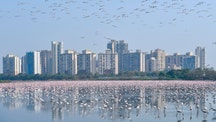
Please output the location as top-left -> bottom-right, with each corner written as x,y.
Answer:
0,80 -> 216,122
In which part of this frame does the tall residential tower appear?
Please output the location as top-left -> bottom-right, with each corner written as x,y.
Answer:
40,50 -> 52,74
107,40 -> 129,73
98,49 -> 118,75
146,49 -> 166,72
23,51 -> 41,75
77,50 -> 96,74
195,47 -> 205,70
59,50 -> 77,75
3,54 -> 21,75
122,50 -> 145,72
183,52 -> 198,70
51,41 -> 63,74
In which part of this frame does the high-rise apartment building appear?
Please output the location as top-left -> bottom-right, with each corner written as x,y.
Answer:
21,56 -> 25,74
117,40 -> 129,73
40,50 -> 52,74
51,41 -> 63,74
165,53 -> 184,70
195,47 -> 205,70
59,50 -> 77,75
182,52 -> 198,70
107,40 -> 118,53
146,49 -> 166,72
98,49 -> 118,75
149,57 -> 157,72
77,50 -> 96,74
3,54 -> 21,75
23,51 -> 41,75
107,40 -> 129,73
166,52 -> 200,71
122,50 -> 145,72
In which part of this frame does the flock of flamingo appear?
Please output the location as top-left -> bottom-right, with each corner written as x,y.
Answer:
0,80 -> 216,121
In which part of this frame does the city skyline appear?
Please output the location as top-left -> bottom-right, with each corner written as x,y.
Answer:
1,0 -> 216,72
2,40 -> 205,75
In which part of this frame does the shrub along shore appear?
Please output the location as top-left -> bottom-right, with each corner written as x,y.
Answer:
0,69 -> 216,82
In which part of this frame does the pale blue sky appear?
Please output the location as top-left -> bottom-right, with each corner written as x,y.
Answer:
1,0 -> 216,72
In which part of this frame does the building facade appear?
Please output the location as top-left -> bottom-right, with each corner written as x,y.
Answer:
107,40 -> 118,53
146,49 -> 166,72
182,52 -> 198,70
40,50 -> 52,74
59,50 -> 77,75
77,50 -> 96,74
23,51 -> 41,75
122,50 -> 145,72
195,47 -> 205,70
165,53 -> 184,70
98,50 -> 118,75
3,54 -> 21,75
107,40 -> 129,73
51,41 -> 63,74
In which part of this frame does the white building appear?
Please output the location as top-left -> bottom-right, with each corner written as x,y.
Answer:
59,50 -> 77,75
3,54 -> 21,75
51,41 -> 63,74
146,49 -> 166,72
98,50 -> 118,75
77,50 -> 96,74
195,47 -> 205,70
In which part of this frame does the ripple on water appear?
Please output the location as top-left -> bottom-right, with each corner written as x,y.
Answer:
0,80 -> 216,122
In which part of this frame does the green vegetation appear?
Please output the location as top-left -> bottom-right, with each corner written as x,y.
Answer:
0,80 -> 10,83
0,68 -> 216,82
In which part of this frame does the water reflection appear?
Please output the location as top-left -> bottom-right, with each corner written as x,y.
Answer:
0,81 -> 216,122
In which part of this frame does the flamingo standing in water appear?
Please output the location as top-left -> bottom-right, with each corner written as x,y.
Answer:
176,102 -> 184,120
201,106 -> 208,119
209,102 -> 216,115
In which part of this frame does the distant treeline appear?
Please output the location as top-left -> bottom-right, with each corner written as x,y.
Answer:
0,68 -> 216,82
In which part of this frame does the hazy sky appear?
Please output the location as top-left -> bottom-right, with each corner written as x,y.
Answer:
1,0 -> 216,72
